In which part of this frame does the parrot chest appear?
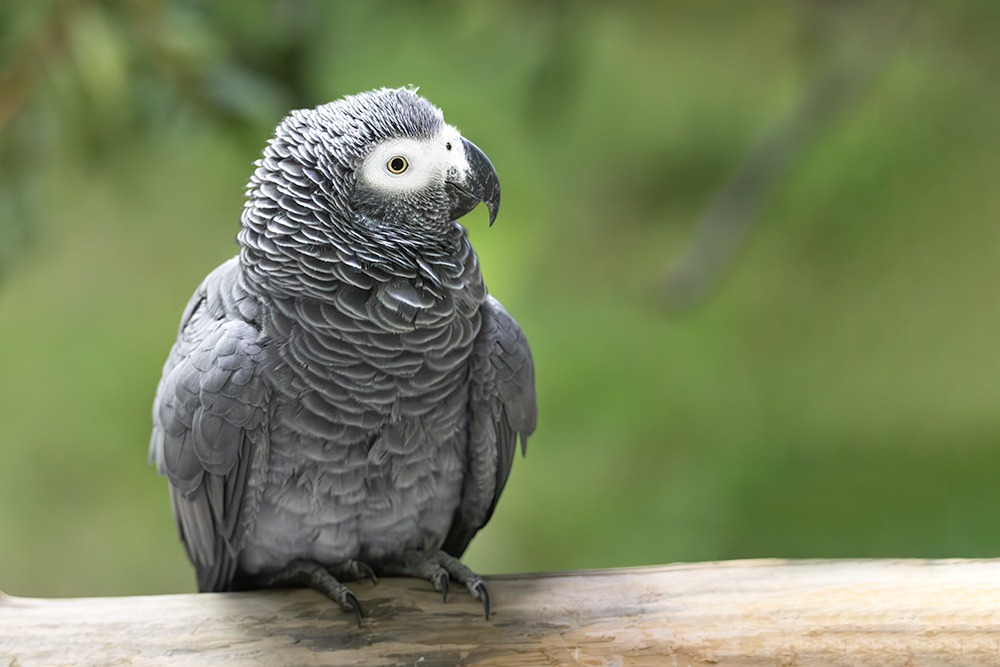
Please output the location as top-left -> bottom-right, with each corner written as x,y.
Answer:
237,330 -> 475,575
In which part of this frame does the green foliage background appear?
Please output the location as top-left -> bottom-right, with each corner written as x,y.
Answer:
2,1 -> 999,597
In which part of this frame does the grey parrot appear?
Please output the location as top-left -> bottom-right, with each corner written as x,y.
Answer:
149,88 -> 536,622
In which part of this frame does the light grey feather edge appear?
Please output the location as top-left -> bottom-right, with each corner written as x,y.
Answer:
443,294 -> 537,558
149,257 -> 270,592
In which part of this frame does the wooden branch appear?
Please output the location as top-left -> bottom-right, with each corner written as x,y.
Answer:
3,559 -> 1000,665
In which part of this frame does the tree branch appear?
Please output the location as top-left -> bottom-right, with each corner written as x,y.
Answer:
3,559 -> 999,665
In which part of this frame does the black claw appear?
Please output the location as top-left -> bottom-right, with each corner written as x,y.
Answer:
440,573 -> 450,603
474,582 -> 490,620
343,591 -> 363,628
359,562 -> 379,585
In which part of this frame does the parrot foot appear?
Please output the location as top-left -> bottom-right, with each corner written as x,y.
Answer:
382,550 -> 492,619
331,559 -> 379,586
258,559 -> 363,626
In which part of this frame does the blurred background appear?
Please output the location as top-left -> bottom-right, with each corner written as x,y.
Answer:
1,1 -> 999,598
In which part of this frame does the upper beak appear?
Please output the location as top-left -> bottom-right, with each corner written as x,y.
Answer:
447,138 -> 501,226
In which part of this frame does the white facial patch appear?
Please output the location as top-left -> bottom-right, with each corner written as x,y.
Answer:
359,125 -> 469,195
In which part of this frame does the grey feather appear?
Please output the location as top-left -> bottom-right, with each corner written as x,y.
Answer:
150,259 -> 270,591
150,88 -> 535,597
443,295 -> 536,557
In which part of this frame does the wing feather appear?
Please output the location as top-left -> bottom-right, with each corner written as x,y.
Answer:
443,295 -> 536,557
149,259 -> 270,591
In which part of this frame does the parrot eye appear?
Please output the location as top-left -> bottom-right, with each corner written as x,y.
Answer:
386,156 -> 409,174
445,142 -> 452,151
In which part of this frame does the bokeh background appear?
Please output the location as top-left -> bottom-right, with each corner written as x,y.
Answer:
2,1 -> 999,597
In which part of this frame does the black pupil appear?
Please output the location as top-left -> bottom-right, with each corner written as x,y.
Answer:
390,157 -> 406,172
446,142 -> 452,151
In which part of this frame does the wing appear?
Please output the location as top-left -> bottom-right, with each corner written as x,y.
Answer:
149,258 -> 270,591
443,295 -> 537,557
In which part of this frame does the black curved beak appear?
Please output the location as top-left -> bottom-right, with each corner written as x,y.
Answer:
448,138 -> 501,226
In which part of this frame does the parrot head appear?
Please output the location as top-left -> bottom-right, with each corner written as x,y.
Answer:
246,88 -> 500,238
349,90 -> 501,230
239,88 -> 499,296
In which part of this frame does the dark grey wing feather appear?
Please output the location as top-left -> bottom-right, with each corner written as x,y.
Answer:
443,295 -> 536,557
149,259 -> 270,591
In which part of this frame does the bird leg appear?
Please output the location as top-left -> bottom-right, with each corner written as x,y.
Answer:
257,559 -> 363,626
380,550 -> 491,619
